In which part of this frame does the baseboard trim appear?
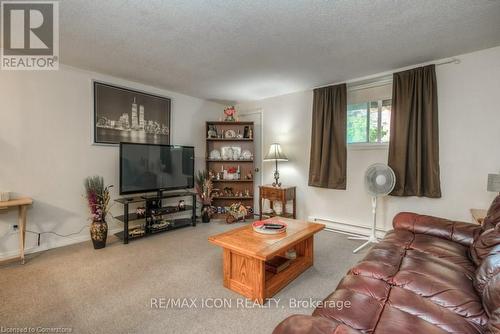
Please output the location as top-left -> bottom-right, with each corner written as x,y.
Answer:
309,216 -> 388,238
0,227 -> 123,260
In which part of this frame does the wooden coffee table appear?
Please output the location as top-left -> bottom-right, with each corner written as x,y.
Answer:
208,217 -> 325,303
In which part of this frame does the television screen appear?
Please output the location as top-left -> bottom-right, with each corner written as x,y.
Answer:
120,143 -> 194,194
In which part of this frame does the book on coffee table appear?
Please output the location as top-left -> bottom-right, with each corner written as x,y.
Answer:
265,256 -> 291,274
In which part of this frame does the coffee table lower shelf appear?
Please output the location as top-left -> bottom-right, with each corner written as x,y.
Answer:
221,236 -> 314,304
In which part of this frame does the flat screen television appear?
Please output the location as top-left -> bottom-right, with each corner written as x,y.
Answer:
120,143 -> 195,195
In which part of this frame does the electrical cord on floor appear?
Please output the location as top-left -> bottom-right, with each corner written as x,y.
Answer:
26,224 -> 89,246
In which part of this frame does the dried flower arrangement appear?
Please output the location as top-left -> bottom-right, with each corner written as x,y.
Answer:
84,176 -> 113,249
195,171 -> 214,206
196,171 -> 214,222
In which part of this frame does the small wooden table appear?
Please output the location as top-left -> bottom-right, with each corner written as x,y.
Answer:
0,197 -> 33,264
470,208 -> 488,225
208,217 -> 324,303
259,185 -> 296,220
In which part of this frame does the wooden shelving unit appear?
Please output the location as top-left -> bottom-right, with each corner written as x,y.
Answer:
206,121 -> 255,218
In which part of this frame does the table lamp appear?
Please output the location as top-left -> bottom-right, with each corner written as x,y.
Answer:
264,143 -> 288,187
487,173 -> 500,194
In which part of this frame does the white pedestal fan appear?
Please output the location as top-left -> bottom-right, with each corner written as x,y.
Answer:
349,163 -> 396,253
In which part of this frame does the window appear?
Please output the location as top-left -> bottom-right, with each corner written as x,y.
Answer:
347,99 -> 391,144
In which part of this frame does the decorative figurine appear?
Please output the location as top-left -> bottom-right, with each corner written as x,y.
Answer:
178,200 -> 186,210
225,202 -> 248,224
223,106 -> 237,122
207,125 -> 217,138
136,207 -> 146,218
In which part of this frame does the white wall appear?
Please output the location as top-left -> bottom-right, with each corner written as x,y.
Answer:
238,46 -> 500,233
0,65 -> 223,258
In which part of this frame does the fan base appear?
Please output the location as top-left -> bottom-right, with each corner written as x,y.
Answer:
348,235 -> 379,253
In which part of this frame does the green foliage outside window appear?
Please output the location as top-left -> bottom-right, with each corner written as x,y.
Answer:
347,103 -> 367,143
347,100 -> 391,144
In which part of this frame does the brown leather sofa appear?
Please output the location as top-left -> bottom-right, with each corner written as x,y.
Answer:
273,197 -> 500,334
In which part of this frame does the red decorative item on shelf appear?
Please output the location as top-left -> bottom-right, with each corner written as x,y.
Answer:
223,106 -> 237,122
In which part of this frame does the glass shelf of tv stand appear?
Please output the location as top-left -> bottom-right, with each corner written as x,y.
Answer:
114,218 -> 194,241
114,190 -> 196,205
114,205 -> 194,223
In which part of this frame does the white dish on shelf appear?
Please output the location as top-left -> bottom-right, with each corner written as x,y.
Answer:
241,150 -> 252,160
221,146 -> 233,160
225,129 -> 236,138
209,149 -> 221,160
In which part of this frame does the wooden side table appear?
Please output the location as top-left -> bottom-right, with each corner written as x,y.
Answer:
259,185 -> 296,220
0,197 -> 33,264
470,208 -> 487,225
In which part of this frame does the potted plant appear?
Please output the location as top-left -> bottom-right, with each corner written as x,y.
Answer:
84,176 -> 113,249
195,171 -> 214,223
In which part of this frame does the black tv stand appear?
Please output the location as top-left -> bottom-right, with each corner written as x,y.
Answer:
140,189 -> 167,201
114,190 -> 197,244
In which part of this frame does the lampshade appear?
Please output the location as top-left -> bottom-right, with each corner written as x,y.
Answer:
487,173 -> 500,192
264,143 -> 288,161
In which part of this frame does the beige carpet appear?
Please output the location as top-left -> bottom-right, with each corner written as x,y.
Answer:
0,221 -> 365,334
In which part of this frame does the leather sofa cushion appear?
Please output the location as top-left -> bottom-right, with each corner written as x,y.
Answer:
393,212 -> 482,246
474,245 -> 500,294
350,241 -> 406,281
405,248 -> 476,277
470,225 -> 500,266
483,194 -> 500,231
272,315 -> 363,334
381,287 -> 484,333
313,275 -> 390,332
374,306 -> 452,334
351,230 -> 476,281
391,254 -> 487,327
473,246 -> 500,332
410,234 -> 476,273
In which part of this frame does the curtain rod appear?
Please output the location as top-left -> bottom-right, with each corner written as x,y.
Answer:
316,57 -> 461,91
435,58 -> 461,66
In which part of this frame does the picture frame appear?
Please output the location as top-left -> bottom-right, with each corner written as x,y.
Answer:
93,81 -> 171,145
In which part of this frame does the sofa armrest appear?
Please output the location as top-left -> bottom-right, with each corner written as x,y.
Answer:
393,212 -> 482,246
273,315 -> 362,334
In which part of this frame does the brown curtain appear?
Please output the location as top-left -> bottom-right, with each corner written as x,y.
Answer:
308,83 -> 347,189
388,65 -> 441,198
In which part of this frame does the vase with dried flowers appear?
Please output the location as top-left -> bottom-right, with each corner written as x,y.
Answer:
84,176 -> 113,249
195,171 -> 214,223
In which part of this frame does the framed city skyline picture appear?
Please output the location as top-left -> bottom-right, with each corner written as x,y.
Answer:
93,81 -> 171,145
